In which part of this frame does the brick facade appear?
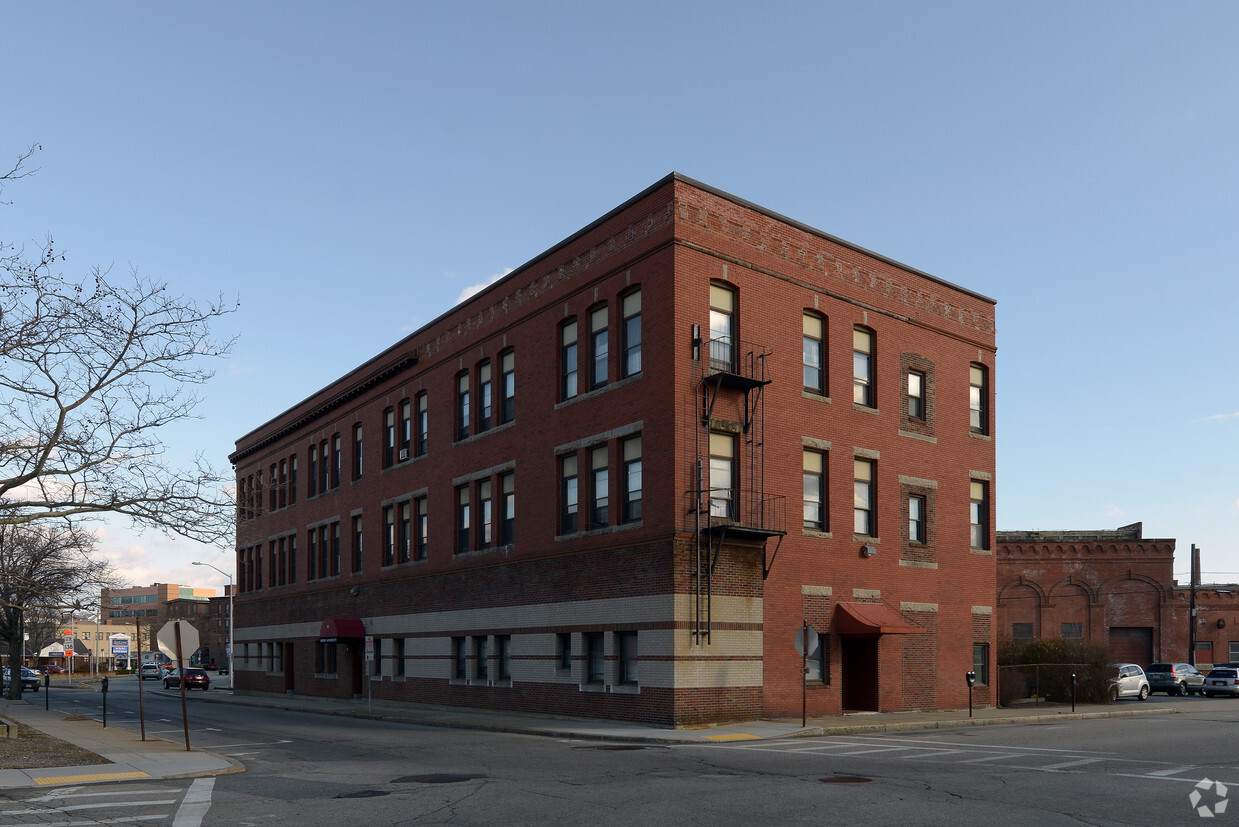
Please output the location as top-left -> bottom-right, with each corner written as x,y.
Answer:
230,174 -> 998,726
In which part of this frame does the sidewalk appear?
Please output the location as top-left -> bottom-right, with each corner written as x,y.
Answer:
0,680 -> 1176,789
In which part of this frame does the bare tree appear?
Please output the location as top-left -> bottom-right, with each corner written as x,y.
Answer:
0,144 -> 237,544
0,522 -> 116,698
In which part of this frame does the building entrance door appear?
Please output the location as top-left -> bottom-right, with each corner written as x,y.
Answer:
841,636 -> 879,711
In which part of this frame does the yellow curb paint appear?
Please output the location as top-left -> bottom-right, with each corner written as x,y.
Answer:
35,771 -> 151,785
702,733 -> 760,741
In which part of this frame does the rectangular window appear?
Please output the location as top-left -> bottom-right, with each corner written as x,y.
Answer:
497,635 -> 511,681
399,399 -> 411,462
561,454 -> 578,534
586,632 -> 605,683
500,472 -> 515,545
709,432 -> 735,519
269,464 -> 277,512
415,496 -> 428,561
478,479 -> 493,549
316,641 -> 337,675
970,364 -> 988,434
970,480 -> 989,550
622,436 -> 642,523
474,636 -> 488,681
279,459 -> 288,508
618,631 -> 638,684
909,494 -> 926,543
330,521 -> 340,575
394,638 -> 405,678
383,407 -> 396,468
331,434 -> 341,489
500,350 -> 515,424
804,449 -> 825,531
972,644 -> 989,685
254,545 -> 263,590
478,360 -> 492,432
371,638 -> 383,677
415,391 -> 429,457
621,289 -> 641,377
854,458 -> 875,536
307,529 -> 317,580
803,313 -> 825,394
457,486 -> 471,553
589,304 -> 608,389
288,455 -> 297,505
287,534 -> 297,584
1061,622 -> 1083,639
269,539 -> 276,586
457,372 -> 471,441
709,283 -> 736,372
383,505 -> 395,567
308,444 -> 318,498
1012,623 -> 1033,640
590,445 -> 609,529
318,525 -> 329,578
399,501 -> 411,564
319,439 -> 330,493
561,320 -> 579,400
557,633 -> 572,670
453,637 -> 467,680
277,536 -> 286,586
907,370 -> 925,420
352,424 -> 363,480
352,515 -> 363,574
853,327 -> 874,407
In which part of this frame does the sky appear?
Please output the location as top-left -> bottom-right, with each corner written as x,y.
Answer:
3,1 -> 1237,594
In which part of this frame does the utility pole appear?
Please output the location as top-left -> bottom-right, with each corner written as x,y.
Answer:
1189,544 -> 1200,666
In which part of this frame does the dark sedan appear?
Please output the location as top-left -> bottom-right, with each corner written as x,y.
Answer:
163,668 -> 210,690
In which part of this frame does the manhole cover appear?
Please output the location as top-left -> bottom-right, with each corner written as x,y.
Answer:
335,790 -> 390,799
393,774 -> 483,784
820,777 -> 872,784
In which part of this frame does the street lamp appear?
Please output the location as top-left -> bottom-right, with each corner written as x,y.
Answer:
192,561 -> 233,689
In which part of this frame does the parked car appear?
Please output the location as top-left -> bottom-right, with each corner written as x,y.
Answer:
163,668 -> 210,691
1145,662 -> 1205,696
1203,666 -> 1239,697
1108,663 -> 1150,701
139,663 -> 163,681
2,668 -> 42,692
43,664 -> 65,674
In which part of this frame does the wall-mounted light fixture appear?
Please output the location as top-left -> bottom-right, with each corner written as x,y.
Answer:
860,544 -> 877,558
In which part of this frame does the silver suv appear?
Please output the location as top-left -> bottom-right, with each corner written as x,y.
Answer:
1109,663 -> 1150,701
1145,662 -> 1205,696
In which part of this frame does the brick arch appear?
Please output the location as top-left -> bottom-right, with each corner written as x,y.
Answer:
997,579 -> 1043,639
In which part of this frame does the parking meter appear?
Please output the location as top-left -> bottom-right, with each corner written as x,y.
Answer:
43,672 -> 49,711
100,675 -> 109,728
965,671 -> 976,718
101,676 -> 109,693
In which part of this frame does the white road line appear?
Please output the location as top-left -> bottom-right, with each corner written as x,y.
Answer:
1146,766 -> 1198,777
26,788 -> 167,803
5,801 -> 177,815
959,753 -> 1027,764
902,749 -> 968,760
1037,758 -> 1106,771
830,746 -> 915,756
172,777 -> 215,827
23,817 -> 165,826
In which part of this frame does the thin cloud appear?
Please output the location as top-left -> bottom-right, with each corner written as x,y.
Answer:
455,268 -> 513,306
1194,412 -> 1239,423
1105,503 -> 1126,519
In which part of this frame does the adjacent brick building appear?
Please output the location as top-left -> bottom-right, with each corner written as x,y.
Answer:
998,523 -> 1239,669
229,174 -> 998,726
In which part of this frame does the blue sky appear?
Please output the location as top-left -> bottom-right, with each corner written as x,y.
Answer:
4,2 -> 1237,593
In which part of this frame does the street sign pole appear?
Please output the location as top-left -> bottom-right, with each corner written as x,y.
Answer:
136,618 -> 147,741
174,620 -> 190,752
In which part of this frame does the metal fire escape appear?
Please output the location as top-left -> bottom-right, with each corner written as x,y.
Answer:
691,325 -> 786,645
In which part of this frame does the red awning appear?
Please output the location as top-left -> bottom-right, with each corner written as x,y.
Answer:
319,617 -> 366,641
834,602 -> 928,636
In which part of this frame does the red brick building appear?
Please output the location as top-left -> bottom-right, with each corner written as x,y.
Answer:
230,174 -> 998,726
998,523 -> 1239,669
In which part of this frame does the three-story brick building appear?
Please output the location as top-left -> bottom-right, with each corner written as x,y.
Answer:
229,174 -> 998,725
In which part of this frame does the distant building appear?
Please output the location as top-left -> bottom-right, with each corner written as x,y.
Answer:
997,522 -> 1239,668
230,173 -> 998,726
101,583 -> 216,662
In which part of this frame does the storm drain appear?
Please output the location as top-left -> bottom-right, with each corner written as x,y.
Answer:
393,774 -> 485,784
335,790 -> 391,799
820,777 -> 872,784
